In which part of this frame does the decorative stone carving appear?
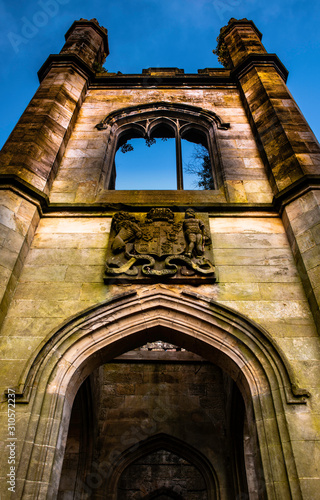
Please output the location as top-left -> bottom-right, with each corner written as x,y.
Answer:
183,208 -> 207,257
105,208 -> 216,283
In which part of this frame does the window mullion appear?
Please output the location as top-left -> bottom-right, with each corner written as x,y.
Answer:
175,124 -> 183,190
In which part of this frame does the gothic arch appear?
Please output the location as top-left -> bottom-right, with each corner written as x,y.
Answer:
96,102 -> 229,190
109,433 -> 219,500
96,102 -> 230,131
148,117 -> 177,137
13,288 -> 308,499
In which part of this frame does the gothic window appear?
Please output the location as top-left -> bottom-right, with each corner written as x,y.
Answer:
96,102 -> 229,191
114,122 -> 177,190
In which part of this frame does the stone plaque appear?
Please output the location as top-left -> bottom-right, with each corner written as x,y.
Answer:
105,208 -> 216,283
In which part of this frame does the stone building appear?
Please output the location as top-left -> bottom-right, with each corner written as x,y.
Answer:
0,17 -> 319,499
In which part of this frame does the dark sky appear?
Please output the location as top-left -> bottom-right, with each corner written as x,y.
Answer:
1,0 -> 320,149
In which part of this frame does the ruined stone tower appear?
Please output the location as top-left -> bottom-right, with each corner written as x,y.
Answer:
0,18 -> 320,499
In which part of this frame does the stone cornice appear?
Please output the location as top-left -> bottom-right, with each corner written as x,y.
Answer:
0,175 -> 276,215
37,55 -> 237,87
4,174 -> 319,216
232,53 -> 289,82
0,175 -> 49,213
90,72 -> 235,88
37,53 -> 95,83
273,174 -> 320,214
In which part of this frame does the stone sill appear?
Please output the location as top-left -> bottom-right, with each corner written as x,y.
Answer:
96,189 -> 226,207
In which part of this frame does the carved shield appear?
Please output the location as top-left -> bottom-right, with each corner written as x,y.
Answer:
134,221 -> 185,257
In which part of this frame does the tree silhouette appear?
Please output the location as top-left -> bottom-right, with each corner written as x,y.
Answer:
184,144 -> 214,190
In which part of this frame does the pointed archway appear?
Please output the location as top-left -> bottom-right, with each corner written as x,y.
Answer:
13,287 -> 308,499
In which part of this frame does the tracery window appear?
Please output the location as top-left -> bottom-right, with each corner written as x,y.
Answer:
96,102 -> 229,191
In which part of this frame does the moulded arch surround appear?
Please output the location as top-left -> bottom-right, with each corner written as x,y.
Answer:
15,288 -> 308,499
15,288 -> 308,405
96,101 -> 231,131
97,101 -> 230,189
108,433 -> 219,500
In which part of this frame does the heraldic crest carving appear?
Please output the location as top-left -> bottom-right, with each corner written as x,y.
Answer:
105,208 -> 216,283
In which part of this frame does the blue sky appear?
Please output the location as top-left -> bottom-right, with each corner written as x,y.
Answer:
0,0 -> 320,151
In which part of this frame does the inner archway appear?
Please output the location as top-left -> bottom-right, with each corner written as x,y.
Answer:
117,439 -> 211,500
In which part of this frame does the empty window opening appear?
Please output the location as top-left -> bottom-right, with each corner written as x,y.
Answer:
112,124 -> 215,190
114,125 -> 176,189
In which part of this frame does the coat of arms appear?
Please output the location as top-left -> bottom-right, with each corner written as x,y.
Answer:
105,208 -> 216,283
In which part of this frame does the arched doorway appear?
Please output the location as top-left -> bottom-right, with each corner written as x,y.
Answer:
15,288 -> 307,499
115,434 -> 215,500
